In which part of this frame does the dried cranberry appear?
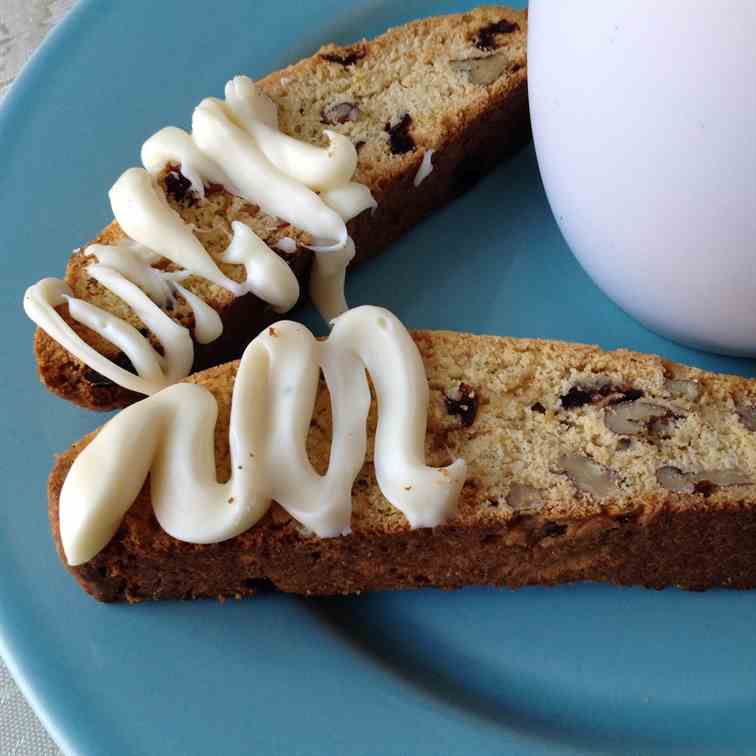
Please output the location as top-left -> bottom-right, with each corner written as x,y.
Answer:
542,521 -> 567,538
138,327 -> 165,356
385,113 -> 415,155
82,369 -> 113,388
320,46 -> 366,66
473,19 -> 519,51
164,170 -> 194,203
83,351 -> 136,388
561,386 -> 595,409
444,383 -> 479,427
619,388 -> 644,403
561,383 -> 644,409
693,480 -> 716,498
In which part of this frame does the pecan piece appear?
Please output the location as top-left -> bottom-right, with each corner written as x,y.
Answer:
450,53 -> 510,86
656,466 -> 751,494
558,453 -> 618,499
665,378 -> 702,402
506,483 -> 544,513
321,101 -> 361,125
604,400 -> 671,435
736,405 -> 756,431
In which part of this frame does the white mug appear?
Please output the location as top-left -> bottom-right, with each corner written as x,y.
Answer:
528,0 -> 756,356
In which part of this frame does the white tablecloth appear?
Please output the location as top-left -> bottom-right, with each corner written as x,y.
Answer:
1,3 -> 76,753
0,664 -> 60,755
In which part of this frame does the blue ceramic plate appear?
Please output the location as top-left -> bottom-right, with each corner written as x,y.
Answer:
2,2 -> 756,754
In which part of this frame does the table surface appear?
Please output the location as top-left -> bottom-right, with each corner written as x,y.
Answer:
1,3 -> 73,752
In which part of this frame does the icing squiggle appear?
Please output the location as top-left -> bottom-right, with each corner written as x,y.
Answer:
60,306 -> 466,565
414,149 -> 435,187
23,228 -> 299,393
24,75 -> 376,395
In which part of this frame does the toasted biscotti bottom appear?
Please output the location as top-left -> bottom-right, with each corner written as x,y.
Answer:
49,330 -> 756,601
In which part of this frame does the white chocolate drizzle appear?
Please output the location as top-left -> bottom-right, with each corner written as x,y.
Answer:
59,306 -> 466,565
414,149 -> 435,187
275,236 -> 298,254
24,75 -> 374,395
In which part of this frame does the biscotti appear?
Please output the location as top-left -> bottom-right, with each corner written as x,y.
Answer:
32,6 -> 529,411
49,326 -> 756,602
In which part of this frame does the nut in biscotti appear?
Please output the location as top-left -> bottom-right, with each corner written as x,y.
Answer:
604,400 -> 671,435
737,405 -> 756,431
451,54 -> 512,85
557,453 -> 619,499
321,102 -> 361,125
506,483 -> 544,513
656,466 -> 752,495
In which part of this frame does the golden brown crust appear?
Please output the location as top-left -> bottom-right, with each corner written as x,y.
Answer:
48,330 -> 756,601
33,7 -> 530,411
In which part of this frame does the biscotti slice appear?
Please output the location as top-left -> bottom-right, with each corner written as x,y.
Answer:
31,6 -> 529,411
49,324 -> 756,602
